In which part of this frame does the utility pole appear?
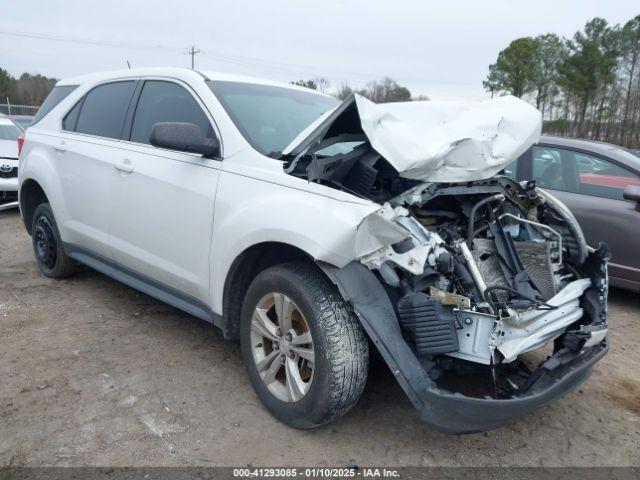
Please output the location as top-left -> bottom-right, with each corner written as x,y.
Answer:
186,45 -> 201,69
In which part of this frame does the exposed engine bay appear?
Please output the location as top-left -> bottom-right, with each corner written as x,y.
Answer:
281,97 -> 609,402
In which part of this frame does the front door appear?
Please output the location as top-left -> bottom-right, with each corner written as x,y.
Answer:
109,79 -> 222,304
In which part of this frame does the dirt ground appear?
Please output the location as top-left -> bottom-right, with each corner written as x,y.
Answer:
1,208 -> 639,467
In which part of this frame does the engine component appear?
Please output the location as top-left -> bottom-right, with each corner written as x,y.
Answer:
514,241 -> 557,300
429,287 -> 471,309
397,293 -> 459,355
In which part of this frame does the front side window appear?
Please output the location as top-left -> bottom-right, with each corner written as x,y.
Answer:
73,81 -> 136,139
130,81 -> 214,145
0,117 -> 23,140
532,145 -> 640,200
208,81 -> 338,155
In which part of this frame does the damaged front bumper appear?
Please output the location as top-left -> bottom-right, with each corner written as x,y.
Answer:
320,245 -> 609,433
418,339 -> 607,433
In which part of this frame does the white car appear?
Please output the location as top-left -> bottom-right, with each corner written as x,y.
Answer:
0,114 -> 22,210
18,68 -> 609,433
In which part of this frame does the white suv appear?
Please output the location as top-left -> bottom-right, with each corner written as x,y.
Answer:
18,68 -> 609,433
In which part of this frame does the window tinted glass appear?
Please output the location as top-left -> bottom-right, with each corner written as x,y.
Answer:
130,81 -> 213,145
208,81 -> 338,155
532,146 -> 640,200
63,101 -> 82,131
31,85 -> 77,125
75,81 -> 136,139
0,117 -> 23,140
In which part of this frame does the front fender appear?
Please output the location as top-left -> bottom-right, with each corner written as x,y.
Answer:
209,169 -> 377,313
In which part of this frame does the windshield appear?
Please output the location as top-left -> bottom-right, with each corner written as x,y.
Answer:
0,117 -> 23,140
207,80 -> 338,155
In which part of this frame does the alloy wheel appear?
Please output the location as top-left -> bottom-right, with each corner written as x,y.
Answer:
250,292 -> 315,402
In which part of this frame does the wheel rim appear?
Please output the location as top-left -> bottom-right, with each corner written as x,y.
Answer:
34,215 -> 57,269
250,292 -> 315,402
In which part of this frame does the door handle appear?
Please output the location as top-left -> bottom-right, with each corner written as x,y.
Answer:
115,159 -> 134,174
54,141 -> 66,152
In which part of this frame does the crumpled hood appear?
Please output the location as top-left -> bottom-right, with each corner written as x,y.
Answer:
283,93 -> 542,183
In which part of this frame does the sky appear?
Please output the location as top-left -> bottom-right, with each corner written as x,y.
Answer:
1,0 -> 638,101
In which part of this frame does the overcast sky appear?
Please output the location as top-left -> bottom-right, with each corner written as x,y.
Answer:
1,1 -> 638,101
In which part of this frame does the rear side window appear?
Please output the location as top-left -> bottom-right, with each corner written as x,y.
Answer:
63,101 -> 82,131
74,81 -> 136,139
129,81 -> 213,145
31,85 -> 78,125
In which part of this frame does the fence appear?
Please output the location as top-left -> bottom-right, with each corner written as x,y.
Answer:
0,103 -> 39,116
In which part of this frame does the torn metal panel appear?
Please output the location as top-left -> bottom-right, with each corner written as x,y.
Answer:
355,202 -> 447,276
354,203 -> 410,257
283,93 -> 542,183
495,278 -> 592,362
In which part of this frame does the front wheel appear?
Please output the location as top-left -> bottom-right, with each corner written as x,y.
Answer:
240,263 -> 368,428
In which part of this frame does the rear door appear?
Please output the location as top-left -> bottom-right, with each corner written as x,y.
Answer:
56,80 -> 138,258
526,145 -> 640,284
109,79 -> 222,304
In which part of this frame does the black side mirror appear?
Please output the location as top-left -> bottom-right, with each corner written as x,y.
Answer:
150,122 -> 220,158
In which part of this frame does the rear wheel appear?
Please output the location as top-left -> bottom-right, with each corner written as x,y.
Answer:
31,203 -> 77,278
240,263 -> 368,428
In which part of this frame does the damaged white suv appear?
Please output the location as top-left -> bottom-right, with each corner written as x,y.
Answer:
18,68 -> 608,433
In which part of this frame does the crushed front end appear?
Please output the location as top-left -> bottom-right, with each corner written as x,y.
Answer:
320,178 -> 609,432
283,94 -> 609,432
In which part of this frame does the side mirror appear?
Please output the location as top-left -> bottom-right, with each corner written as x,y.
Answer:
623,185 -> 640,212
150,122 -> 220,158
623,184 -> 640,202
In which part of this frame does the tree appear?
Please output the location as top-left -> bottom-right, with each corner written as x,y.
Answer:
359,77 -> 411,103
0,68 -> 17,103
619,16 -> 640,144
556,18 -> 620,136
335,82 -> 354,100
16,73 -> 57,105
531,34 -> 566,115
291,79 -> 317,90
483,37 -> 539,98
485,14 -> 640,147
290,77 -> 330,93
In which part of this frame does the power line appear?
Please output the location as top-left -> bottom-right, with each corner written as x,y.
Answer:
0,28 -> 452,88
0,29 -> 374,81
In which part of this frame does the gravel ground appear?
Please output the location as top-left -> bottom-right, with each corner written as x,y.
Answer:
1,209 -> 639,467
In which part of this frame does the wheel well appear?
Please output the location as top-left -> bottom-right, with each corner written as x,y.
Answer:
20,179 -> 49,235
222,242 -> 314,340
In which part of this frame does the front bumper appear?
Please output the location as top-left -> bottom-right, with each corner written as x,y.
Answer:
0,177 -> 18,193
418,340 -> 608,433
321,245 -> 609,433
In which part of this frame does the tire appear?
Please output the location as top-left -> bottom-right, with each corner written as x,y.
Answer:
31,203 -> 77,278
240,262 -> 368,428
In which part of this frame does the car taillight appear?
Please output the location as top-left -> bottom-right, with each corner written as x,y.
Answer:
18,133 -> 25,155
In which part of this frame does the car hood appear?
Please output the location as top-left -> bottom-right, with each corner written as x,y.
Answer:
0,140 -> 18,160
282,93 -> 542,183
